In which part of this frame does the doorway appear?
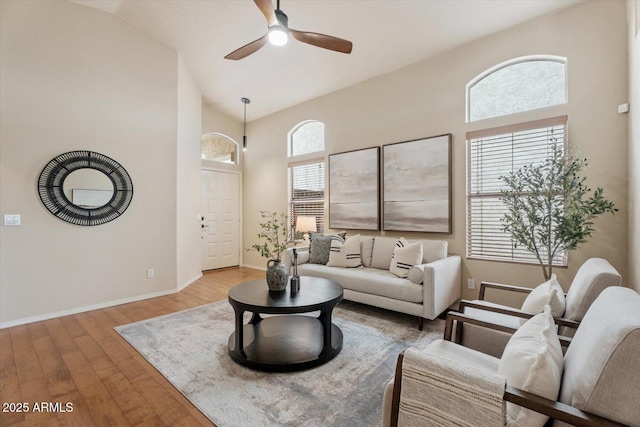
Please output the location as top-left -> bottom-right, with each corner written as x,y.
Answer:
201,169 -> 240,271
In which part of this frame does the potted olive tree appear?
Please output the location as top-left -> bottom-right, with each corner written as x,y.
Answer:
249,211 -> 301,291
500,143 -> 617,280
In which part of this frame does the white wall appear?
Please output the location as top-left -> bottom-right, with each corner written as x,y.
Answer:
177,55 -> 203,289
629,0 -> 640,292
0,1 -> 179,325
244,0 -> 629,301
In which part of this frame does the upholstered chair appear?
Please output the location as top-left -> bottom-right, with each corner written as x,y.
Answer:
382,286 -> 640,427
457,258 -> 621,358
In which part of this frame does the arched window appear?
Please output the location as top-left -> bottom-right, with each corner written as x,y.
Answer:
466,56 -> 568,266
288,121 -> 325,233
201,133 -> 238,164
467,56 -> 567,122
289,121 -> 325,157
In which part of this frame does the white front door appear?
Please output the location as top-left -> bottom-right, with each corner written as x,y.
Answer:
201,170 -> 240,271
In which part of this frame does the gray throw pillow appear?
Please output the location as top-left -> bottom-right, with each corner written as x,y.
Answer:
309,232 -> 346,264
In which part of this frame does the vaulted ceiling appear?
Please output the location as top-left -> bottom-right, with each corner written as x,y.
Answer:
68,0 -> 581,121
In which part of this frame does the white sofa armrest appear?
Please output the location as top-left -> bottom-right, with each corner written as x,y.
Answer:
282,246 -> 309,274
389,346 -> 506,426
421,255 -> 462,320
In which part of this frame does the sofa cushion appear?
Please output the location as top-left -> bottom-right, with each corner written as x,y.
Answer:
407,266 -> 424,284
563,258 -> 621,322
360,235 -> 375,267
556,287 -> 640,427
498,306 -> 563,427
370,236 -> 400,270
460,301 -> 524,359
297,264 -> 424,303
308,232 -> 346,265
412,239 -> 448,263
327,235 -> 362,268
390,238 -> 423,278
521,274 -> 565,318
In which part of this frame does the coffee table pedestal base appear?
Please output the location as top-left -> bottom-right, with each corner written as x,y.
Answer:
228,315 -> 343,372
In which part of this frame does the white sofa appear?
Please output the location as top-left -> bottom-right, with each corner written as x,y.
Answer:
283,236 -> 461,329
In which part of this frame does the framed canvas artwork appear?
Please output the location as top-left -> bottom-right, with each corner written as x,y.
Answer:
329,147 -> 380,230
382,134 -> 452,233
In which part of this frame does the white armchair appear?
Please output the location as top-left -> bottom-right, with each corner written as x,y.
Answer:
457,258 -> 621,358
383,286 -> 640,427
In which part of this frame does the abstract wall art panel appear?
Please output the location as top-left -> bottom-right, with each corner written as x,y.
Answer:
329,147 -> 380,230
383,134 -> 452,233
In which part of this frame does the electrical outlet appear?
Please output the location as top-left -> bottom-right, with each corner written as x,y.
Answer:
467,279 -> 475,289
147,268 -> 154,279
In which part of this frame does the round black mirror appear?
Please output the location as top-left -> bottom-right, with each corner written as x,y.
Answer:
38,151 -> 133,226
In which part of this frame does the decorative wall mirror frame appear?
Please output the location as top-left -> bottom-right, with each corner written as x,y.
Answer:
38,150 -> 133,226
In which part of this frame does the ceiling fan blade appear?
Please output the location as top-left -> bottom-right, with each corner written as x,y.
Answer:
254,0 -> 277,26
224,34 -> 268,60
289,29 -> 353,54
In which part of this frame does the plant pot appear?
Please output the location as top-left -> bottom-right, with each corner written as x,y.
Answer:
266,259 -> 288,292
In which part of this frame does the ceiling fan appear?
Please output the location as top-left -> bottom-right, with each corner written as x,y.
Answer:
225,0 -> 353,60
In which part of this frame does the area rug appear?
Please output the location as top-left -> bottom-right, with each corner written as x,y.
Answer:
115,300 -> 444,427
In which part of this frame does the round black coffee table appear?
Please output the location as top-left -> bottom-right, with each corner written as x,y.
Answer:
227,276 -> 343,372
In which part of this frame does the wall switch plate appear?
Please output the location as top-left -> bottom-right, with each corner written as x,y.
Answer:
467,279 -> 475,289
4,214 -> 21,226
147,268 -> 154,279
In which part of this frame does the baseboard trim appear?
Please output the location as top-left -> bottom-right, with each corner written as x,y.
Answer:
0,287 -> 179,329
178,273 -> 203,291
242,264 -> 266,271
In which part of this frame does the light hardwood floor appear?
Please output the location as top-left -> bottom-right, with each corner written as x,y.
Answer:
0,267 -> 264,427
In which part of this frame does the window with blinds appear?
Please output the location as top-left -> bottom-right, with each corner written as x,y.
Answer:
466,116 -> 568,265
288,120 -> 326,234
288,161 -> 325,233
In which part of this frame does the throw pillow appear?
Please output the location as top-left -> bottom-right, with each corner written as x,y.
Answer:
308,232 -> 346,265
498,305 -> 564,427
389,238 -> 423,278
327,235 -> 362,268
407,266 -> 424,284
521,274 -> 565,318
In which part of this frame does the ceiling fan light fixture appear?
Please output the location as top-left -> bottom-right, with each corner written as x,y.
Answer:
267,26 -> 288,46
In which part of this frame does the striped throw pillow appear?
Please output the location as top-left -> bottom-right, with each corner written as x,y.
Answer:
327,235 -> 362,268
390,238 -> 423,278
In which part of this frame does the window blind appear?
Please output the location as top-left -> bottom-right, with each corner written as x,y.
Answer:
288,160 -> 325,233
466,116 -> 567,265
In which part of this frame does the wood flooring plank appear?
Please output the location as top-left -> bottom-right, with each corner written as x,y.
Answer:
9,326 -> 44,385
31,334 -> 76,398
60,350 -> 132,427
1,328 -> 17,379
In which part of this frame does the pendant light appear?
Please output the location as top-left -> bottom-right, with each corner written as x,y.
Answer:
242,97 -> 250,151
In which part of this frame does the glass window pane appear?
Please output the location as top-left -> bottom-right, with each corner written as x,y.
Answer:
469,60 -> 566,122
291,122 -> 324,156
289,162 -> 325,233
466,119 -> 567,266
202,134 -> 237,163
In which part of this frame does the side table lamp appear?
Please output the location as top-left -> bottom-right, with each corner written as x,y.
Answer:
291,216 -> 317,295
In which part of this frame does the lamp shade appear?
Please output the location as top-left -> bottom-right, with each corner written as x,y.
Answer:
295,216 -> 317,233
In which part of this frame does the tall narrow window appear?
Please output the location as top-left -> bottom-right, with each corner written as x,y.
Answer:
466,56 -> 568,265
288,121 -> 325,232
467,116 -> 567,265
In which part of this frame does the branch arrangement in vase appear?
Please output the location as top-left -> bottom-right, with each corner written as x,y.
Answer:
249,211 -> 301,261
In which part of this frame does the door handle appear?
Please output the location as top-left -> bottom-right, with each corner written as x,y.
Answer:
201,224 -> 209,228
